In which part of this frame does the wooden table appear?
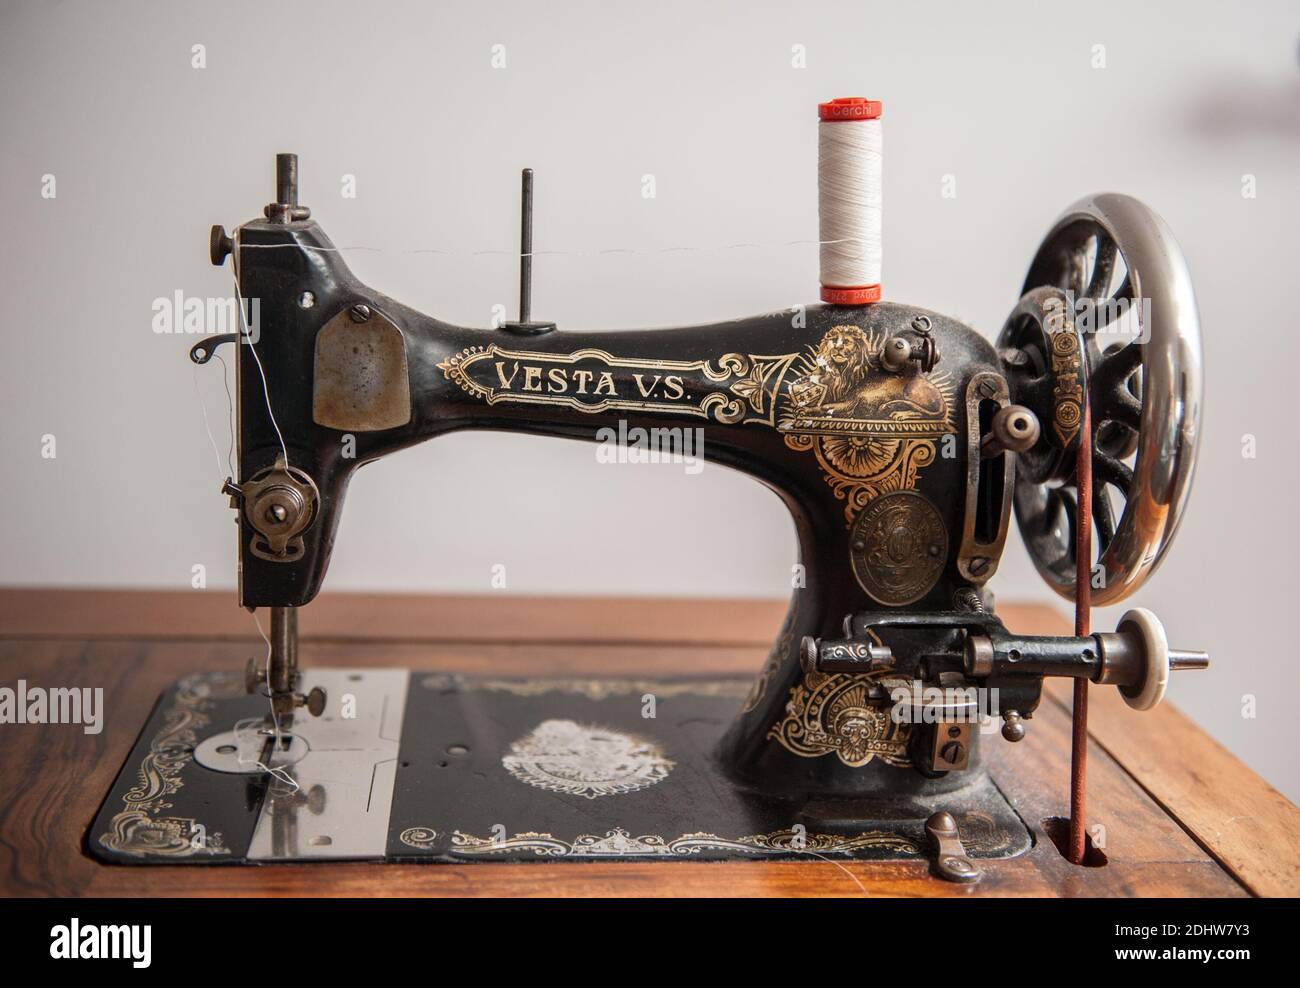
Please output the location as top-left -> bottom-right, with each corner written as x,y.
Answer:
1,589 -> 1294,898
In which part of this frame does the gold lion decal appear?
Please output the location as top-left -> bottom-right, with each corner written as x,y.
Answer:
779,324 -> 954,526
789,325 -> 945,420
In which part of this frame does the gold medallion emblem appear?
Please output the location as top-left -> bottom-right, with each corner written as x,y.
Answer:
849,490 -> 948,605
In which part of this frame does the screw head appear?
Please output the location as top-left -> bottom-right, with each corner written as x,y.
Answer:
349,303 -> 371,323
306,686 -> 327,717
943,856 -> 972,874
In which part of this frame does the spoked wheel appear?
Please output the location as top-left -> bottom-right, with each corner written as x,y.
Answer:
998,194 -> 1202,605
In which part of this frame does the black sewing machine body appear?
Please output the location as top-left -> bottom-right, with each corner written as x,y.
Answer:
227,210 -> 1031,795
232,215 -> 1004,612
89,155 -> 1204,877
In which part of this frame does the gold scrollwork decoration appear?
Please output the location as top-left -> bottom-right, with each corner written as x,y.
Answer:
1043,296 -> 1085,447
438,345 -> 798,427
398,827 -> 439,850
420,674 -> 750,701
742,604 -> 797,714
399,818 -> 1016,858
97,672 -> 243,858
783,432 -> 940,527
768,666 -> 912,768
398,826 -> 920,857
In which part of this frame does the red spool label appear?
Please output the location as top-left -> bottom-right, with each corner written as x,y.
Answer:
818,98 -> 882,122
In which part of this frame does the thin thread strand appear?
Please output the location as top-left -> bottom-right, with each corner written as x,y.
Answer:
233,235 -> 874,258
231,253 -> 289,470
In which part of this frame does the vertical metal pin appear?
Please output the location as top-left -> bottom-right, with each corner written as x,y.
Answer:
519,168 -> 534,324
502,167 -> 552,334
276,153 -> 299,208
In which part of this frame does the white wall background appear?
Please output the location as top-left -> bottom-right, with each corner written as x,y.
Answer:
1,0 -> 1297,802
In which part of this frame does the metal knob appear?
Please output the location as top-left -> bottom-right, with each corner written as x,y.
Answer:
210,225 -> 233,267
981,405 -> 1040,458
305,686 -> 327,718
1095,607 -> 1209,711
801,635 -> 894,674
879,336 -> 912,372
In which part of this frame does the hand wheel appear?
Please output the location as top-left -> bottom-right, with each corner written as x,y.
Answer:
998,194 -> 1202,605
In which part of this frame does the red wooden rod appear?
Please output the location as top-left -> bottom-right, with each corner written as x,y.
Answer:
1068,401 -> 1093,865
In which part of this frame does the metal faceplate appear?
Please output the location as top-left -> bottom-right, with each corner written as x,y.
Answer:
313,306 -> 412,432
184,669 -> 409,861
247,669 -> 408,860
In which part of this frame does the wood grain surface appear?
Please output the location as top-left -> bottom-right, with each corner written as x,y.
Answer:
0,589 -> 1288,898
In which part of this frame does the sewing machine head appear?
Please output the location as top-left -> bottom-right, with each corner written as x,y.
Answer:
153,102 -> 1208,874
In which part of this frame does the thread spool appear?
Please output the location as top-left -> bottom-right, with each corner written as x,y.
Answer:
818,98 -> 882,305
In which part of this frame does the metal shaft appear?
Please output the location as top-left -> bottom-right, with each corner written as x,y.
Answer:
269,605 -> 298,698
1170,650 -> 1210,671
276,153 -> 299,207
519,168 -> 533,324
1068,404 -> 1092,865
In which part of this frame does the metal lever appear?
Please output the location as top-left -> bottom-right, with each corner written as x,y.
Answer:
503,167 -> 555,335
925,811 -> 981,884
189,333 -> 238,364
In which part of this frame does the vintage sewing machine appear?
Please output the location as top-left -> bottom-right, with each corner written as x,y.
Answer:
91,112 -> 1207,880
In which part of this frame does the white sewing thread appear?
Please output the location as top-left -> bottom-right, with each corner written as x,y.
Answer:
234,236 -> 868,258
818,115 -> 882,289
193,357 -> 233,481
230,253 -> 290,470
232,716 -> 300,792
211,351 -> 236,476
191,333 -> 295,766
